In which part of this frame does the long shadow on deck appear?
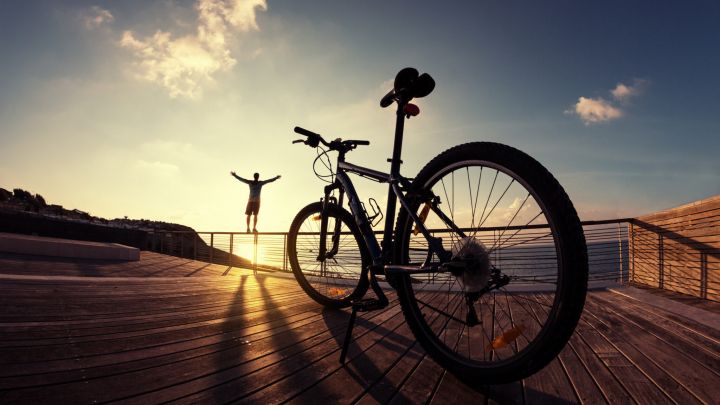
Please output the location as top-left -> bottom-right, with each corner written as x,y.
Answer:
321,306 -> 416,403
212,274 -> 340,403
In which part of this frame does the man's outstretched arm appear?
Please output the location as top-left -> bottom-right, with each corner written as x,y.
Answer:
262,175 -> 281,185
230,171 -> 250,184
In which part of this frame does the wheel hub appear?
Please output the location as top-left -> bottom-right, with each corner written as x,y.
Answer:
449,236 -> 491,293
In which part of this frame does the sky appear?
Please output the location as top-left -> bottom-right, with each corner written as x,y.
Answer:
1,0 -> 718,232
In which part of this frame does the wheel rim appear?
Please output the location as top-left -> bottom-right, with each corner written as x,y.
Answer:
292,209 -> 365,301
401,160 -> 566,367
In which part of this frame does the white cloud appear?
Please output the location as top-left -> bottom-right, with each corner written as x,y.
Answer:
567,79 -> 647,125
568,97 -> 623,125
119,0 -> 268,99
611,79 -> 647,102
83,6 -> 114,30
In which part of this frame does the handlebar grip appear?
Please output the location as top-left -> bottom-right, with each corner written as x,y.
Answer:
380,89 -> 395,108
354,140 -> 370,145
294,126 -> 319,138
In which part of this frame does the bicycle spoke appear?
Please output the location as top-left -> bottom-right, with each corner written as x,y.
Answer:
473,167 -> 483,229
488,210 -> 544,254
415,297 -> 466,324
478,177 -> 515,228
490,191 -> 531,248
479,169 -> 498,227
439,177 -> 458,247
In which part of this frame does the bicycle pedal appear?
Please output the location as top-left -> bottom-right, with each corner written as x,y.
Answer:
351,298 -> 386,312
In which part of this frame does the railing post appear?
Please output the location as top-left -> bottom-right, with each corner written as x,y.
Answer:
283,234 -> 287,271
658,233 -> 664,289
209,233 -> 214,264
253,232 -> 258,275
700,252 -> 708,299
629,223 -> 635,283
229,233 -> 234,267
618,222 -> 624,283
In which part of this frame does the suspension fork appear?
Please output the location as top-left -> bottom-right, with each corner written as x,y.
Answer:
317,182 -> 345,262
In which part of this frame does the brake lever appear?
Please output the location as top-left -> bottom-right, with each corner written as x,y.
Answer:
292,139 -> 305,144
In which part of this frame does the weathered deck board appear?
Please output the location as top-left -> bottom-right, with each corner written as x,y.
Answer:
1,252 -> 719,404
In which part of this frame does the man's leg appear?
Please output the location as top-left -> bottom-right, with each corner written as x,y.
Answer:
253,214 -> 258,232
246,215 -> 251,233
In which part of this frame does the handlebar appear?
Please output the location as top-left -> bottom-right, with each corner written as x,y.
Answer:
293,126 -> 369,152
294,126 -> 322,139
294,126 -> 324,148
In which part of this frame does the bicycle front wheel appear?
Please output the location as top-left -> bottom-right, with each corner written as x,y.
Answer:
288,202 -> 370,308
393,142 -> 588,384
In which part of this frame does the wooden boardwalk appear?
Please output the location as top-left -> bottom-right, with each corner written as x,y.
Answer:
0,251 -> 719,404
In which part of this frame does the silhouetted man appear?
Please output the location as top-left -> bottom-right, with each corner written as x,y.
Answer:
230,171 -> 281,233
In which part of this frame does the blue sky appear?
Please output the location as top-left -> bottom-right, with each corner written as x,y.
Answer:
1,0 -> 718,232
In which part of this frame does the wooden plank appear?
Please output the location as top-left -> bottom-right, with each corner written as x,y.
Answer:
0,301 -> 323,384
568,321 -> 632,404
635,195 -> 720,223
635,211 -> 720,232
354,338 -> 425,405
590,292 -> 720,375
0,289 -> 308,339
430,371 -> 488,404
1,297 -> 388,403
0,294 -> 319,362
568,295 -> 674,404
4,249 -> 720,403
604,291 -> 720,358
581,305 -> 701,405
585,293 -> 715,404
134,299 -> 403,404
521,294 -> 580,404
290,289 -> 462,404
217,305 -> 407,404
388,353 -> 445,405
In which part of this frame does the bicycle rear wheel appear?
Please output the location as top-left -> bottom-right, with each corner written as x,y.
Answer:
288,202 -> 369,308
393,142 -> 588,384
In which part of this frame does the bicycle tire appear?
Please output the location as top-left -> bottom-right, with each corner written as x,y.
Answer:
288,202 -> 370,308
393,142 -> 588,384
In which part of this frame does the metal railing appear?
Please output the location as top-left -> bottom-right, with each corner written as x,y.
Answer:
147,218 -> 632,284
147,231 -> 290,275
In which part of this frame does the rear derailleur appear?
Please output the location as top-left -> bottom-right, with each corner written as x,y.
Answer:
463,267 -> 510,327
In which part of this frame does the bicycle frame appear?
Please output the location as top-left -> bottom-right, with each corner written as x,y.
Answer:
317,101 -> 458,278
294,69 -> 588,375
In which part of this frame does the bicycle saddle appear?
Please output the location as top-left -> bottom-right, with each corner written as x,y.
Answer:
380,67 -> 435,107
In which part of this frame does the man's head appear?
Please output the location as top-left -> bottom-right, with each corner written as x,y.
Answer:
253,173 -> 259,181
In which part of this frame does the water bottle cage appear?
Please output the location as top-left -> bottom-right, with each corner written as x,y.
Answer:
360,198 -> 384,227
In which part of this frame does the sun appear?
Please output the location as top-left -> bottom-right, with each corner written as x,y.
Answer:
232,240 -> 267,268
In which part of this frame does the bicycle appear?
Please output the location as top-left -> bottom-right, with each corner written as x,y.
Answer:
288,68 -> 588,385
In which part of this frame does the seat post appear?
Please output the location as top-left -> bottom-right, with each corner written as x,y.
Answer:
380,99 -> 408,260
389,99 -> 407,177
